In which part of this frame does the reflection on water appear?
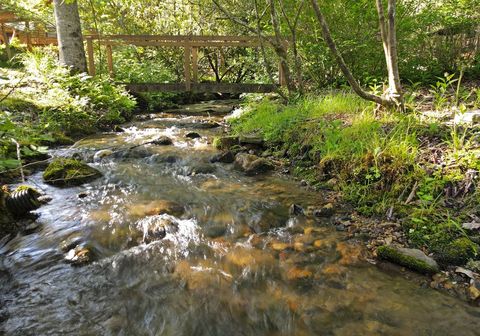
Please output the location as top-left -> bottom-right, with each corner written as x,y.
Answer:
1,102 -> 479,335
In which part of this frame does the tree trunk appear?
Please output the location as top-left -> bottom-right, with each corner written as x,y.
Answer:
53,0 -> 88,73
268,0 -> 295,93
310,0 -> 388,106
376,0 -> 403,107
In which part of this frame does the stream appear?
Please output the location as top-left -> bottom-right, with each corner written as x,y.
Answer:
1,100 -> 479,335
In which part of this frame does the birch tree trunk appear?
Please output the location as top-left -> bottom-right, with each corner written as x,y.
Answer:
310,0 -> 403,109
53,0 -> 88,73
376,0 -> 403,107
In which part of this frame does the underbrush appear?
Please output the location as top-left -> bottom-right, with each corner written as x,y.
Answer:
230,91 -> 480,266
0,47 -> 136,174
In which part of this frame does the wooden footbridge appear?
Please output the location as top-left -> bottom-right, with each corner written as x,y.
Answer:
1,10 -> 284,94
84,34 -> 285,93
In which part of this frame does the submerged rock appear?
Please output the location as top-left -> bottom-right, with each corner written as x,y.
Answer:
188,163 -> 216,176
129,200 -> 185,218
205,224 -> 228,238
93,149 -> 114,162
64,246 -> 95,266
148,154 -> 179,164
186,132 -> 201,139
43,158 -> 102,186
289,204 -> 305,216
377,246 -> 439,274
210,151 -> 235,164
137,215 -> 179,243
234,153 -> 274,176
117,147 -> 153,159
152,136 -> 173,146
313,203 -> 335,218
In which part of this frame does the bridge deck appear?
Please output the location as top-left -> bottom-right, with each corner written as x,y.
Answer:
126,83 -> 277,93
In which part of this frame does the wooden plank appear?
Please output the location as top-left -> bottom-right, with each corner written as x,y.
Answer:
86,37 -> 95,76
192,47 -> 198,83
184,45 -> 191,91
125,83 -> 278,93
25,21 -> 32,51
106,44 -> 114,77
87,34 -> 261,42
97,40 -> 263,48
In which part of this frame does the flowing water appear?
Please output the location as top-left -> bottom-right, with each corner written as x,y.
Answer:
1,101 -> 479,335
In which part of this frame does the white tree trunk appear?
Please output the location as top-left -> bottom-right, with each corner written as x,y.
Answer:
53,0 -> 87,73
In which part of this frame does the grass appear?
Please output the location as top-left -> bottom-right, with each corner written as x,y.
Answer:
230,91 -> 480,266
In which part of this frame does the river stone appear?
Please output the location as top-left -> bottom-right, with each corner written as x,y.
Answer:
43,158 -> 102,186
191,121 -> 221,129
186,132 -> 201,139
152,136 -> 173,146
213,136 -> 239,150
313,203 -> 335,218
116,147 -> 153,159
188,163 -> 216,175
64,245 -> 95,266
137,215 -> 179,243
93,149 -> 114,162
210,151 -> 235,164
289,204 -> 305,216
205,224 -> 228,238
148,154 -> 178,164
234,153 -> 274,176
130,200 -> 185,217
377,246 -> 439,274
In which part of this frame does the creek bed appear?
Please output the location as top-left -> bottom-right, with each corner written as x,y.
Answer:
1,101 -> 479,335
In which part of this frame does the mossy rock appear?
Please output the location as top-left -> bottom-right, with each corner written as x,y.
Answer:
213,136 -> 239,150
434,237 -> 479,265
14,185 -> 41,197
43,158 -> 102,186
377,246 -> 439,274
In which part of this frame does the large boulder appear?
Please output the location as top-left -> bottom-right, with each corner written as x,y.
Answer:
43,158 -> 102,186
377,246 -> 439,274
234,153 -> 274,176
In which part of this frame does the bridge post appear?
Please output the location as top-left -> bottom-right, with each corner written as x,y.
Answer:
106,44 -> 114,78
192,47 -> 198,83
0,23 -> 12,60
25,21 -> 32,51
86,37 -> 95,76
184,44 -> 192,91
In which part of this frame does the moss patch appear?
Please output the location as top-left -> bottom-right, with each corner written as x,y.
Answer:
377,246 -> 439,274
213,136 -> 239,150
43,158 -> 102,186
434,237 -> 479,265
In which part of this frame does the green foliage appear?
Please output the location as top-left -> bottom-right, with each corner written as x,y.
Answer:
1,48 -> 136,177
18,48 -> 136,134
